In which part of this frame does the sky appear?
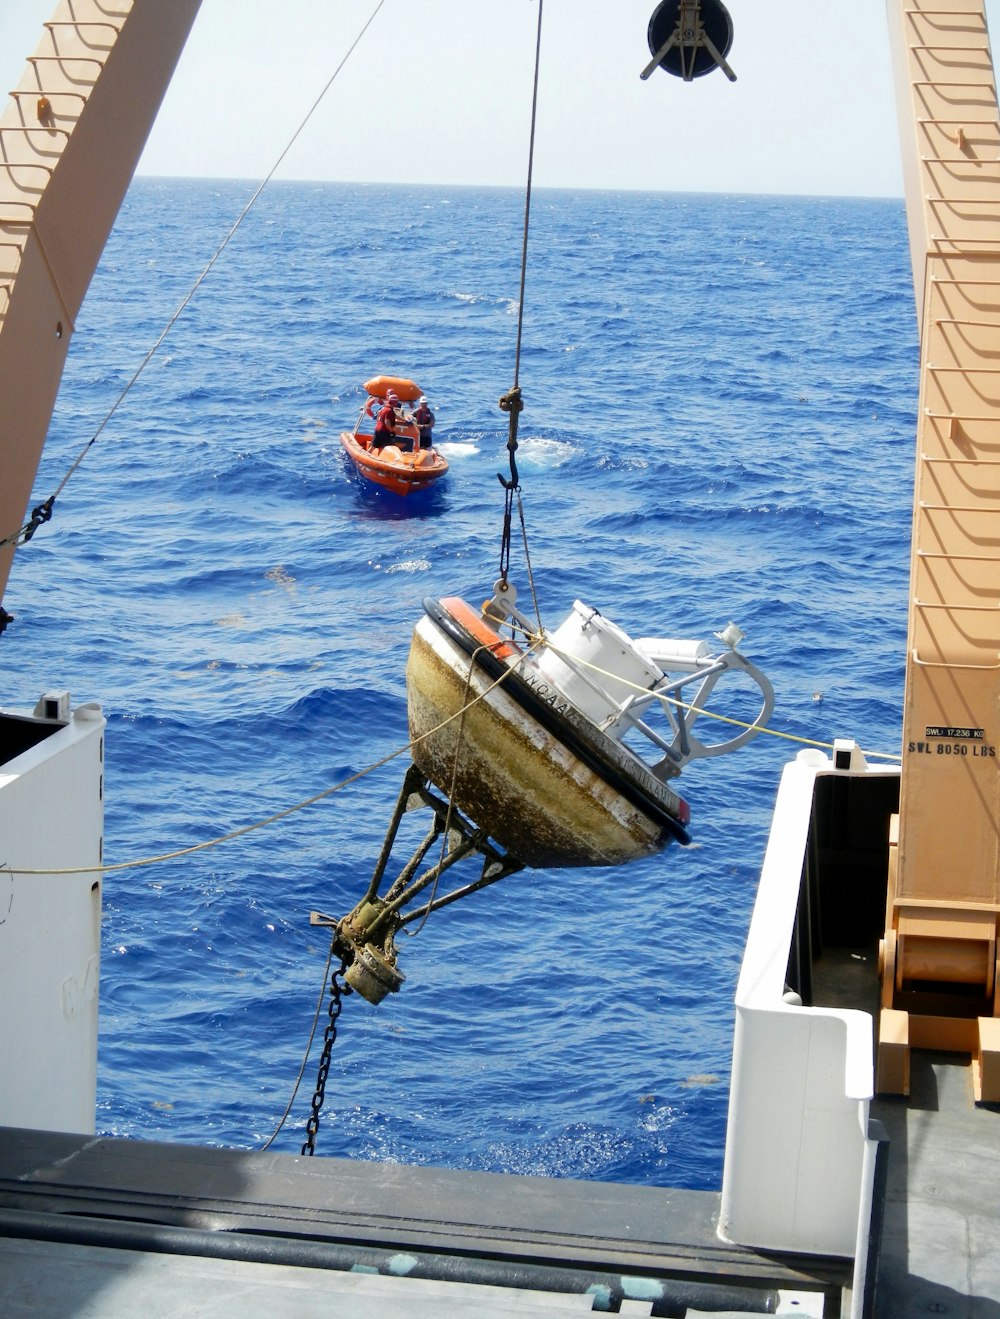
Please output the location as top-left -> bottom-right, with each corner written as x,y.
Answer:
2,1 -> 999,196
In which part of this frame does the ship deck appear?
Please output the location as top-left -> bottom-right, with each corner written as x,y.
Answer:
872,1051 -> 1000,1315
0,1124 -> 843,1317
0,1041 -> 998,1315
815,947 -> 1000,1315
0,948 -> 996,1316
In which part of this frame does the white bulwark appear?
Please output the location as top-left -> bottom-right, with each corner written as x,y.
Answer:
0,695 -> 105,1134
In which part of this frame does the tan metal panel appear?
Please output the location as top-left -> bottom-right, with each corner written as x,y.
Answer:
882,0 -> 1000,1089
0,0 -> 201,601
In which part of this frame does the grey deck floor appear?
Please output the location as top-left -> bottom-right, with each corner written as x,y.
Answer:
813,948 -> 1000,1314
872,1053 -> 1000,1317
1,1047 -> 998,1316
0,1126 -> 841,1316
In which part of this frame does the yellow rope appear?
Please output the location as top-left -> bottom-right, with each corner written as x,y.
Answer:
3,637 -> 541,878
6,618 -> 900,879
515,624 -> 902,763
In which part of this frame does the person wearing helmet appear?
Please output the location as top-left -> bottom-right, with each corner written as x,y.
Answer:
413,396 -> 435,449
372,392 -> 399,450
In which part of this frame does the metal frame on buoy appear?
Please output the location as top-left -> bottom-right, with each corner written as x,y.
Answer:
310,764 -> 524,1004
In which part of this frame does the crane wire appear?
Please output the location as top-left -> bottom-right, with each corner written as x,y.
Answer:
512,0 -> 544,392
498,0 -> 546,632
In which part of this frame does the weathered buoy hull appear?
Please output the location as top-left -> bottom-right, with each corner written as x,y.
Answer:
406,598 -> 690,869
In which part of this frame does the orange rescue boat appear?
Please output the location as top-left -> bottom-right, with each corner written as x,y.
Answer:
340,375 -> 448,497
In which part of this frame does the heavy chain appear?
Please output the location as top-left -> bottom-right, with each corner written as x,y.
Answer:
301,950 -> 350,1156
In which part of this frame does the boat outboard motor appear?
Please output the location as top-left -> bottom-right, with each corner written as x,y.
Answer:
642,0 -> 736,82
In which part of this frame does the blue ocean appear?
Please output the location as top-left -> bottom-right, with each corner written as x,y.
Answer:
5,179 -> 916,1189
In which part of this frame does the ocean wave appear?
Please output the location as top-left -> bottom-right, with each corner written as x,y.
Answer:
4,179 -> 919,1188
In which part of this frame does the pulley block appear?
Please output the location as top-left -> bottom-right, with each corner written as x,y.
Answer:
643,0 -> 735,81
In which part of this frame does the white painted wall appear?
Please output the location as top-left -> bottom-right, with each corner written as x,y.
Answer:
0,700 -> 104,1134
719,750 -> 883,1259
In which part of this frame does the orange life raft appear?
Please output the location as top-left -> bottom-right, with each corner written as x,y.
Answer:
363,375 -> 423,404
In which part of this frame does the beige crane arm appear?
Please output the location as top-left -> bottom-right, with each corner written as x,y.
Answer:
0,1 -> 202,609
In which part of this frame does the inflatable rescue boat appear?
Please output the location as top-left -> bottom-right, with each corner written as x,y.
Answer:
341,375 -> 448,497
